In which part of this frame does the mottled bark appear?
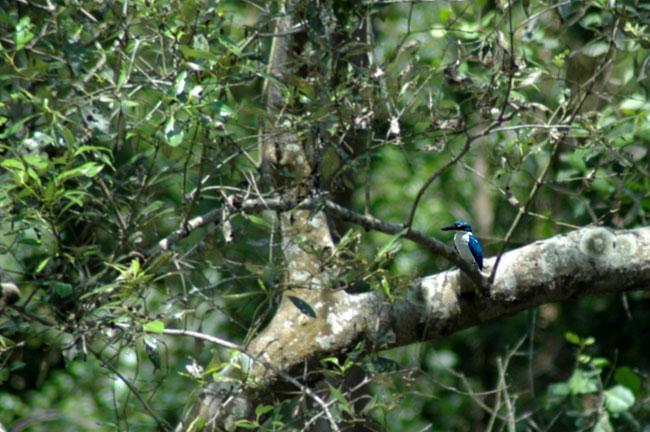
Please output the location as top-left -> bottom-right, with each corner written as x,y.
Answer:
176,222 -> 650,431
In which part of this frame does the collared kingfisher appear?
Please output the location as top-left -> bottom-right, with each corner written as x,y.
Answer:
441,220 -> 483,271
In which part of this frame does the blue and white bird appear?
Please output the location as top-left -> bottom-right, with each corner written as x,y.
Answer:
441,220 -> 483,271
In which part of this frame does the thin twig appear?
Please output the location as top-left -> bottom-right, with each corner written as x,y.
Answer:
490,124 -> 572,133
404,136 -> 472,232
88,346 -> 173,432
489,11 -> 621,283
488,139 -> 560,283
149,192 -> 488,289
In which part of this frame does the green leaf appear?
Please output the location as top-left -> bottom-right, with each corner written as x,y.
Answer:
548,382 -> 570,400
210,100 -> 237,119
580,13 -> 602,28
15,16 -> 35,51
179,44 -> 219,62
326,382 -> 353,415
57,124 -> 76,147
62,190 -> 87,207
567,369 -> 598,395
604,385 -> 635,413
143,320 -> 165,334
366,356 -> 399,373
26,166 -> 41,187
566,150 -> 588,172
590,357 -> 610,369
622,145 -> 647,161
19,238 -> 41,246
582,41 -> 609,57
456,21 -> 480,40
321,357 -> 341,369
82,163 -> 103,177
564,331 -> 581,345
79,283 -> 119,299
173,71 -> 188,96
10,362 -> 26,372
241,64 -> 283,88
1,158 -> 24,170
374,228 -> 407,263
619,96 -> 646,114
380,276 -> 392,300
56,162 -> 104,182
247,214 -> 273,229
287,295 -> 316,318
614,366 -> 641,393
593,412 -> 614,432
255,404 -> 274,420
23,154 -> 49,171
80,106 -> 110,133
234,420 -> 258,429
430,28 -> 447,38
591,176 -> 615,196
35,257 -> 51,274
218,35 -> 243,57
164,115 -> 184,147
73,145 -> 113,157
438,7 -> 451,21
54,282 -> 73,298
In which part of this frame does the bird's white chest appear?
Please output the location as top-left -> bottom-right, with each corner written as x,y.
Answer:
453,231 -> 475,262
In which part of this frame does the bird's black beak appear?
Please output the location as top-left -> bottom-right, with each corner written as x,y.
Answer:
441,225 -> 456,231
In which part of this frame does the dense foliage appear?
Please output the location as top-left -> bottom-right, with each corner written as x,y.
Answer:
1,0 -> 650,430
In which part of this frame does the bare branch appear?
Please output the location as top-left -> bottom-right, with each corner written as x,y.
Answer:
88,346 -> 173,432
149,193 -> 488,289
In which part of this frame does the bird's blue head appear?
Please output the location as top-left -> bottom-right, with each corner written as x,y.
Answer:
441,220 -> 473,232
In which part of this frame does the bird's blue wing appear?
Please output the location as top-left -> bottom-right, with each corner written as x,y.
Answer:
468,235 -> 483,270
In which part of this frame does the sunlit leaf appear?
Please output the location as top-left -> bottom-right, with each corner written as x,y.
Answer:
81,106 -> 110,133
173,71 -> 188,97
56,162 -> 103,182
15,16 -> 35,51
567,369 -> 598,395
619,96 -> 645,113
247,214 -> 273,229
143,320 -> 165,334
1,158 -> 24,170
604,385 -> 635,413
164,115 -> 184,147
622,145 -> 647,161
35,257 -> 51,273
210,100 -> 237,119
179,44 -> 219,61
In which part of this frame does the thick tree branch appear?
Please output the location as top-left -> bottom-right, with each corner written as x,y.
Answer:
176,225 -> 650,430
